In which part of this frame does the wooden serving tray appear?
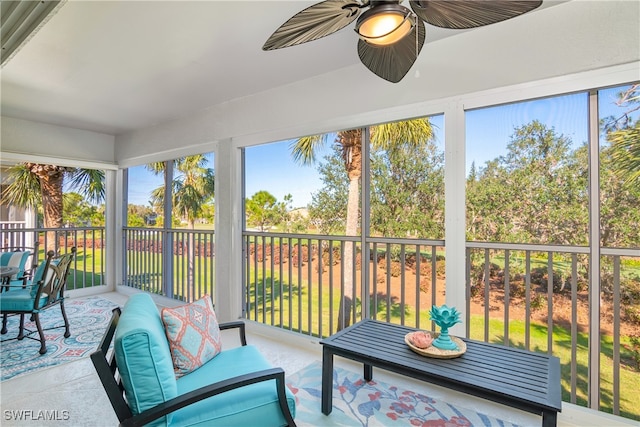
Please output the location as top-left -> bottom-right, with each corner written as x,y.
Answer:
405,331 -> 467,359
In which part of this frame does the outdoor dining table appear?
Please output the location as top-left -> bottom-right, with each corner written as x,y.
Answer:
0,266 -> 19,290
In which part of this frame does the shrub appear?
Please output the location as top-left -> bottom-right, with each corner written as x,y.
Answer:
510,282 -> 526,299
624,336 -> 640,371
389,261 -> 402,277
530,293 -> 546,310
489,263 -> 501,278
624,306 -> 640,325
469,283 -> 482,299
622,278 -> 640,305
531,267 -> 563,293
419,261 -> 432,277
321,248 -> 340,267
564,274 -> 589,292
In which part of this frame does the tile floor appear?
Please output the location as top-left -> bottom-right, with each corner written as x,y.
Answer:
0,292 -> 636,427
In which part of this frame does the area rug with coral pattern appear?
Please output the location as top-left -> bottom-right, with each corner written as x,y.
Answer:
0,296 -> 119,382
287,361 -> 518,427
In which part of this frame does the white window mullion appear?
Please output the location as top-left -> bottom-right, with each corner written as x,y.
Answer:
588,90 -> 601,410
444,101 -> 467,336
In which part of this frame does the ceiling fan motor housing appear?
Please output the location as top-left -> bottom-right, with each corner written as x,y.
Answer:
355,2 -> 417,46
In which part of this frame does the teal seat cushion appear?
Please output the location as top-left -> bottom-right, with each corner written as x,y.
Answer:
0,288 -> 48,311
172,345 -> 296,427
6,278 -> 27,288
115,293 -> 177,427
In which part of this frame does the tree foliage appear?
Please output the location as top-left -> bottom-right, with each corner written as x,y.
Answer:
245,191 -> 290,232
370,138 -> 444,238
308,149 -> 350,235
467,121 -> 590,245
63,192 -> 103,227
307,118 -> 639,249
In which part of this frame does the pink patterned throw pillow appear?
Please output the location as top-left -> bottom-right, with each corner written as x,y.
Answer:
161,295 -> 222,378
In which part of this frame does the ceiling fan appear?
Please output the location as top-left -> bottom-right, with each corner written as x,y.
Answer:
263,0 -> 542,83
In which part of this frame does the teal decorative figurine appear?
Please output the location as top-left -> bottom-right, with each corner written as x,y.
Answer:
429,305 -> 462,350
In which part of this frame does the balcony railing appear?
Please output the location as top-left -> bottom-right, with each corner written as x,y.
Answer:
123,227 -> 215,302
243,232 -> 445,337
6,222 -> 636,420
242,230 -> 640,422
0,224 -> 105,290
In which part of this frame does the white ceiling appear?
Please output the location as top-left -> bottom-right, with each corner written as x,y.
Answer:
0,0 -> 566,136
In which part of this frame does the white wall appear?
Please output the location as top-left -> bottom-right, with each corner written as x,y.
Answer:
0,116 -> 116,167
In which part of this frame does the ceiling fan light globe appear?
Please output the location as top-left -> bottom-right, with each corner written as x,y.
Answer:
356,4 -> 415,46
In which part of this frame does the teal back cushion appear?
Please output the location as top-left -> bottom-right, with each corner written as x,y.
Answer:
0,250 -> 31,281
115,293 -> 177,427
29,258 -> 59,298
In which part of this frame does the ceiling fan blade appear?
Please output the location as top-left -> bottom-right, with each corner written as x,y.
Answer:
263,0 -> 362,50
357,19 -> 425,83
409,0 -> 542,29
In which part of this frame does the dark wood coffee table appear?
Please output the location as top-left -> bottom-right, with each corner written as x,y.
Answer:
320,319 -> 561,427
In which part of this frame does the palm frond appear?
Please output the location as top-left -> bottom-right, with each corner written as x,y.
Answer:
0,164 -> 41,207
67,168 -> 105,204
290,135 -> 326,165
146,161 -> 169,175
372,118 -> 435,151
609,124 -> 640,187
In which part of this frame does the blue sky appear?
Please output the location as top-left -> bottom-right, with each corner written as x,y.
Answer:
128,166 -> 164,207
244,140 -> 335,209
127,85 -> 632,208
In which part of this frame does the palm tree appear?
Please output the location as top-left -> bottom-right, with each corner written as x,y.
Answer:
148,155 -> 215,229
291,118 -> 435,331
1,163 -> 105,251
148,155 -> 215,297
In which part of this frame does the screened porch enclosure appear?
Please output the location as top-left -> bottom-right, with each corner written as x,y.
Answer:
1,2 -> 638,421
4,81 -> 638,422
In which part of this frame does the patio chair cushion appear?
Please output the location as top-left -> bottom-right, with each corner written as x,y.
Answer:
115,293 -> 177,427
0,250 -> 31,283
29,258 -> 59,298
173,344 -> 296,426
161,295 -> 222,378
112,292 -> 296,427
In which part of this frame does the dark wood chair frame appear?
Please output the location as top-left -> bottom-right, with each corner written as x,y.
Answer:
0,247 -> 76,354
91,308 -> 297,427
